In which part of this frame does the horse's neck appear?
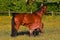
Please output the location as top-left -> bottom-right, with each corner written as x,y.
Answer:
34,5 -> 46,17
35,9 -> 44,17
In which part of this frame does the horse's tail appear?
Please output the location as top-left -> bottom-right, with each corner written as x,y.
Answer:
11,13 -> 16,30
11,15 -> 15,30
11,13 -> 19,28
11,14 -> 17,37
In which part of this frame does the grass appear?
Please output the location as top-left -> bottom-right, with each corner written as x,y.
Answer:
0,15 -> 60,40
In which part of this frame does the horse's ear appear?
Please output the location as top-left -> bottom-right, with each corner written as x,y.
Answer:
41,3 -> 43,7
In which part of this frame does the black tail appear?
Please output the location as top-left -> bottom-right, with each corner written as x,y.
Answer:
11,16 -> 17,37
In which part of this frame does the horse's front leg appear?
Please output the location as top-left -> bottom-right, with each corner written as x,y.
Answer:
29,29 -> 33,36
29,24 -> 34,36
39,22 -> 43,33
29,23 -> 38,36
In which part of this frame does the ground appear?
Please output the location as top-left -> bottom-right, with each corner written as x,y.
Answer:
0,15 -> 60,40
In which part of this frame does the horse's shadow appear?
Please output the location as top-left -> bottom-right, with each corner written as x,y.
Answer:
17,29 -> 40,36
17,31 -> 30,36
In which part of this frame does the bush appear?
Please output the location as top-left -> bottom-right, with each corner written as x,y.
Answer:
0,0 -> 60,13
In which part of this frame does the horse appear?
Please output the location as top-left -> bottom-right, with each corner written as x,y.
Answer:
11,4 -> 47,37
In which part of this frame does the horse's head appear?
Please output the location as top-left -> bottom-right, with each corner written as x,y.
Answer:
41,4 -> 47,13
34,3 -> 47,17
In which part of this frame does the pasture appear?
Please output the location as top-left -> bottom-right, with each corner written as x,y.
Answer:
0,15 -> 60,40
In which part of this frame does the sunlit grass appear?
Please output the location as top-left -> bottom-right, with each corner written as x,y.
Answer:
0,15 -> 60,40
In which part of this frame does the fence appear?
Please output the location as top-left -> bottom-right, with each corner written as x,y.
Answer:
0,11 -> 60,17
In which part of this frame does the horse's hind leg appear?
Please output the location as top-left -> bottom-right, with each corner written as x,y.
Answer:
15,22 -> 20,31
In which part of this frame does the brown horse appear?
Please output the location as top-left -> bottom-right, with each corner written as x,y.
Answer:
11,4 -> 47,37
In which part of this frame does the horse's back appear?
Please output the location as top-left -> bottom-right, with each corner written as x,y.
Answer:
12,13 -> 41,25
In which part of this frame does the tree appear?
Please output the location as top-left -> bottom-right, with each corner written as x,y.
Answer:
26,0 -> 35,6
25,0 -> 36,13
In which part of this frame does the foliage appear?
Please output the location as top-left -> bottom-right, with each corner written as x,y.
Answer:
0,0 -> 60,12
0,0 -> 10,11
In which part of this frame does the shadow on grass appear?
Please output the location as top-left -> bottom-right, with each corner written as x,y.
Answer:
17,30 -> 40,36
17,31 -> 30,36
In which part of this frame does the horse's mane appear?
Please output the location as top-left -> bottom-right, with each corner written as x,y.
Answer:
33,6 -> 42,14
33,4 -> 46,14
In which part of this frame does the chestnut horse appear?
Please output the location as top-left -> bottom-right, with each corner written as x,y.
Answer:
11,4 -> 47,37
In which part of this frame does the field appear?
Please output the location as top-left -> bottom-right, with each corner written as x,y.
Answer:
0,15 -> 60,40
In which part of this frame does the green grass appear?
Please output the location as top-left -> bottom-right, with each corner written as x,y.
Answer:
0,15 -> 60,40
